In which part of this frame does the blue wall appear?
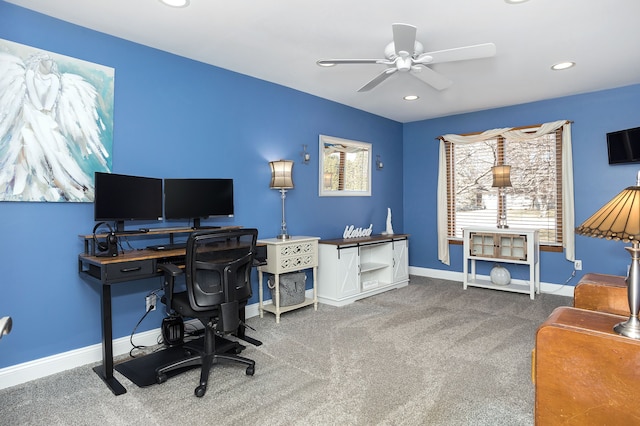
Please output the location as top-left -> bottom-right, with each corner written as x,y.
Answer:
404,83 -> 640,284
0,3 -> 403,368
3,1 -> 640,371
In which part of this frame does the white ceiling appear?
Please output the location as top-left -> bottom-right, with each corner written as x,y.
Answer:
7,0 -> 640,123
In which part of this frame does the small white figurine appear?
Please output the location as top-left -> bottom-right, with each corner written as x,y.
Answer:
384,208 -> 394,235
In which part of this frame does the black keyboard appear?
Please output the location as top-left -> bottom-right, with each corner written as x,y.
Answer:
147,243 -> 186,251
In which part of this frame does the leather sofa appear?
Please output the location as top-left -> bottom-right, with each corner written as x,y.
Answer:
533,273 -> 640,425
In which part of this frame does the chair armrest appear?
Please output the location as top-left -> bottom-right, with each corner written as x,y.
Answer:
158,262 -> 183,277
158,263 -> 184,311
574,273 -> 629,316
535,307 -> 640,424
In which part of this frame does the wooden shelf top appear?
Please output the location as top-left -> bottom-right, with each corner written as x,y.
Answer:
320,233 -> 409,246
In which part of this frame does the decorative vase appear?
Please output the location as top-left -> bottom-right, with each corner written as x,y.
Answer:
385,207 -> 394,235
490,264 -> 511,286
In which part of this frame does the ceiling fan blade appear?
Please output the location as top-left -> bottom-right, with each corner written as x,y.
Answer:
411,66 -> 453,91
415,43 -> 496,65
357,68 -> 397,92
317,59 -> 387,66
392,23 -> 417,56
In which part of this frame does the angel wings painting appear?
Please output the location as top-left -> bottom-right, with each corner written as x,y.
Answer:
0,39 -> 113,202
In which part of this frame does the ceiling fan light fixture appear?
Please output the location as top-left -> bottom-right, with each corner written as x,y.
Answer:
317,61 -> 336,67
159,0 -> 190,8
404,95 -> 419,101
551,61 -> 575,71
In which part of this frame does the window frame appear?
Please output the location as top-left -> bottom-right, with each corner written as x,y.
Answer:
444,125 -> 564,251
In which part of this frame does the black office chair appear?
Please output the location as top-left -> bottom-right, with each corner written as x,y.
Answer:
156,228 -> 258,397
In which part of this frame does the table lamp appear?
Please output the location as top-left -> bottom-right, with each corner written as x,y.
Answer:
269,160 -> 294,240
575,172 -> 640,339
492,165 -> 512,228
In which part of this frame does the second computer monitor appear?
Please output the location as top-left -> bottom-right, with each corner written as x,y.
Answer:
164,178 -> 234,228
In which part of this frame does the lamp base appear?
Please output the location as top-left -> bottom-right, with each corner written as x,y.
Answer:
614,317 -> 640,339
276,233 -> 290,240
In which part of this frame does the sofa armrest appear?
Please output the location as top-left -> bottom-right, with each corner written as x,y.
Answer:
535,306 -> 640,425
573,273 -> 629,316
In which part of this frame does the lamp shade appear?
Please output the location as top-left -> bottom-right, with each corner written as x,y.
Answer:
575,185 -> 640,242
491,165 -> 512,188
269,160 -> 294,189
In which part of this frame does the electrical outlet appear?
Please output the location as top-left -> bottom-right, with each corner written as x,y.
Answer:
146,294 -> 156,312
574,260 -> 582,271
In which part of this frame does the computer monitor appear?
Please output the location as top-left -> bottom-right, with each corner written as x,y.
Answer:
164,178 -> 234,229
94,172 -> 163,232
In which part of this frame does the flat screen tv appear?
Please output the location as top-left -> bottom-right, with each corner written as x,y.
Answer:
164,178 -> 234,229
94,172 -> 163,232
607,126 -> 640,165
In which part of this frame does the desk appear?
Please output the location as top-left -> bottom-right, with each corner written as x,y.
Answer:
78,226 -> 251,395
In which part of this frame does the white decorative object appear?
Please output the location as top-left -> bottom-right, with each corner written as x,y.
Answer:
382,207 -> 394,235
343,224 -> 373,239
490,264 -> 511,286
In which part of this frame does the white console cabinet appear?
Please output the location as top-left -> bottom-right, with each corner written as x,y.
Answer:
318,234 -> 409,306
462,227 -> 539,299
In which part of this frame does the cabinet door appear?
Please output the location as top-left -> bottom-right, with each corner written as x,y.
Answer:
393,239 -> 409,282
337,247 -> 360,298
470,232 -> 496,258
498,234 -> 527,260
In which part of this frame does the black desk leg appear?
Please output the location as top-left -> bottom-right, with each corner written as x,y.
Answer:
93,284 -> 127,395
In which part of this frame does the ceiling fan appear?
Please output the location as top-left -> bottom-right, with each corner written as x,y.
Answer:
317,23 -> 496,92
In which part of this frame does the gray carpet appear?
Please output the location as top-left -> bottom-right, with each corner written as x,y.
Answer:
0,276 -> 571,425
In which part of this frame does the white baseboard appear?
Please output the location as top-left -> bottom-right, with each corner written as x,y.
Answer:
409,266 -> 575,297
0,305 -> 263,391
0,274 -> 571,391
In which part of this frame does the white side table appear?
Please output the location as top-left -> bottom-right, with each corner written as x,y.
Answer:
257,236 -> 319,323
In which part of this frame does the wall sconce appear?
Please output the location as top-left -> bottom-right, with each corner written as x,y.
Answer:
376,155 -> 384,170
302,145 -> 310,165
491,164 -> 512,228
269,160 -> 294,240
0,316 -> 12,340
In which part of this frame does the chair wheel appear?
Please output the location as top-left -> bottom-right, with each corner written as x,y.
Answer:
156,374 -> 167,384
246,366 -> 255,376
195,385 -> 207,397
233,347 -> 242,354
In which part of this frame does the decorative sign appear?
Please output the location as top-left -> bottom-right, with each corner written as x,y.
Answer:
343,224 -> 373,239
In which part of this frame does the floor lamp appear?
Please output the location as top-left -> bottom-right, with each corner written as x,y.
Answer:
492,165 -> 512,229
269,160 -> 294,240
575,172 -> 640,339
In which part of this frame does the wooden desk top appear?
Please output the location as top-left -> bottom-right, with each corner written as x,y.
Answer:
79,248 -> 186,265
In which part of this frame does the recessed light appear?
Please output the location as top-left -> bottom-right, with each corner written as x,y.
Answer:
404,95 -> 419,101
505,0 -> 530,3
551,61 -> 575,71
159,0 -> 190,7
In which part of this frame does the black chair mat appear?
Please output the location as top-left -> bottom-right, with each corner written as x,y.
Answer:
114,336 -> 241,387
